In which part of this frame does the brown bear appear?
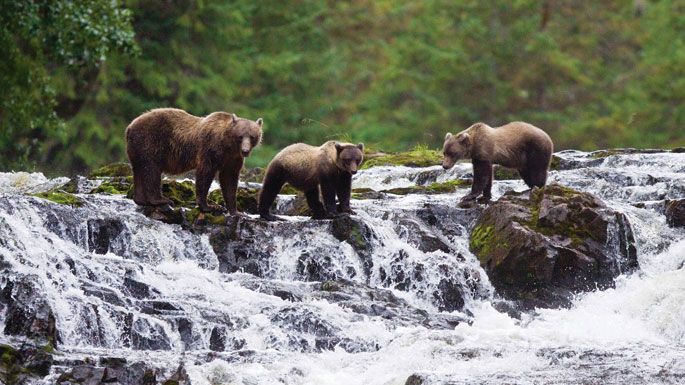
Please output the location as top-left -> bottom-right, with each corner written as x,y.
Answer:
258,141 -> 364,221
442,121 -> 553,206
125,108 -> 263,214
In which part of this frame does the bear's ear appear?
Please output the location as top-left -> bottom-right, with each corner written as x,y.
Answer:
458,133 -> 470,145
256,118 -> 263,127
357,143 -> 364,151
231,113 -> 238,122
445,132 -> 452,141
335,143 -> 343,153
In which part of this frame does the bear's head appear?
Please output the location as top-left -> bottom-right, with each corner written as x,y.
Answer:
231,113 -> 263,158
442,131 -> 472,170
334,142 -> 364,175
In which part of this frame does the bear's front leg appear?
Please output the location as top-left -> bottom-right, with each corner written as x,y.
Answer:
459,159 -> 492,207
196,165 -> 225,213
335,173 -> 355,215
320,179 -> 340,219
219,159 -> 244,216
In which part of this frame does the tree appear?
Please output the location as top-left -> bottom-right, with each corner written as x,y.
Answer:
0,0 -> 135,171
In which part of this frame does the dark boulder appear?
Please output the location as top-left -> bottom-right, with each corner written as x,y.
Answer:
1,275 -> 59,345
470,183 -> 638,309
665,199 -> 685,228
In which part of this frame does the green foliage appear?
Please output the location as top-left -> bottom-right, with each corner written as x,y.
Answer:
0,1 -> 136,172
2,1 -> 685,173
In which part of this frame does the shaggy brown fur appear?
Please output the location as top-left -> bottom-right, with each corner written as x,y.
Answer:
258,141 -> 364,221
442,121 -> 553,205
125,108 -> 263,213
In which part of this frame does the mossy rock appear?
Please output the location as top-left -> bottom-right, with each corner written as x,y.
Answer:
240,167 -> 266,183
321,280 -> 344,292
351,188 -> 386,200
469,183 -> 637,309
183,208 -> 227,226
549,155 -> 562,171
360,147 -> 442,169
33,190 -> 84,207
91,176 -> 133,195
383,179 -> 470,195
89,162 -> 132,178
589,148 -> 666,159
493,166 -> 519,180
207,188 -> 260,214
1,343 -> 53,383
161,180 -> 197,206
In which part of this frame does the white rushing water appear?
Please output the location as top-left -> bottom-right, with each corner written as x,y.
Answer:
1,150 -> 684,384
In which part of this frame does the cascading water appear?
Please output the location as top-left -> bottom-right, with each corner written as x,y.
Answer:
1,150 -> 684,384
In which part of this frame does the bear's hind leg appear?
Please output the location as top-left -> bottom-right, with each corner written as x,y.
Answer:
305,187 -> 327,220
146,166 -> 173,206
258,169 -> 286,220
130,161 -> 149,206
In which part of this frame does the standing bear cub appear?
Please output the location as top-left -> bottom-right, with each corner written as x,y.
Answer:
125,108 -> 263,214
442,121 -> 553,206
258,141 -> 364,221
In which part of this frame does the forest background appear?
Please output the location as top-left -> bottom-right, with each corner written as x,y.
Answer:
2,0 -> 684,174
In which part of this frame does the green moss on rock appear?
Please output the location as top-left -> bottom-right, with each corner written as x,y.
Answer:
184,208 -> 226,226
321,281 -> 340,292
493,166 -> 519,180
89,162 -> 132,178
360,146 -> 442,169
33,190 -> 84,207
92,177 -> 133,195
162,180 -> 196,206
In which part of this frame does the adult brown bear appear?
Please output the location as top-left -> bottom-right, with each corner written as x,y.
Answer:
125,108 -> 263,214
442,122 -> 553,206
258,141 -> 364,221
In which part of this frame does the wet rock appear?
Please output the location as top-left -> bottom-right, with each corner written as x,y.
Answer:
130,317 -> 172,350
329,215 -> 377,276
238,277 -> 467,331
54,359 -> 189,385
82,283 -> 128,307
1,275 -> 59,344
210,217 -> 280,276
87,218 -> 125,254
665,199 -> 685,228
138,205 -> 185,225
470,184 -> 638,309
210,325 -> 228,351
123,277 -> 160,299
396,218 -> 451,253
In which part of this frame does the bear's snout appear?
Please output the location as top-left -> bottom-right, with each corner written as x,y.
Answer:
241,149 -> 251,157
442,158 -> 454,170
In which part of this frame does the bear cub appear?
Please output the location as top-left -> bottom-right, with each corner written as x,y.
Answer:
125,108 -> 263,214
258,141 -> 364,221
442,121 -> 553,206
